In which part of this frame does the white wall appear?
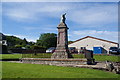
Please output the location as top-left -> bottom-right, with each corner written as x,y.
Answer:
68,38 -> 118,54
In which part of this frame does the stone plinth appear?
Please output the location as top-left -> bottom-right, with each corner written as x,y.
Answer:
51,18 -> 73,59
21,58 -> 87,65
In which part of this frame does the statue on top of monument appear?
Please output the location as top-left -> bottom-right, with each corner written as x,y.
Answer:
60,13 -> 66,23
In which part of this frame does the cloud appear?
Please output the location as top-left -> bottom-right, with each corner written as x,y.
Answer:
3,2 -> 117,27
2,2 -> 118,43
2,3 -> 70,22
23,25 -> 57,33
5,10 -> 35,22
3,5 -> 38,22
23,27 -> 42,31
68,3 -> 117,27
69,30 -> 118,42
38,5 -> 69,13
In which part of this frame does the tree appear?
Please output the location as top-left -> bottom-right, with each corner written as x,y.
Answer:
31,45 -> 45,50
5,35 -> 32,49
6,35 -> 23,49
36,33 -> 57,49
22,38 -> 28,46
28,41 -> 35,46
15,45 -> 23,49
68,41 -> 74,44
25,45 -> 31,49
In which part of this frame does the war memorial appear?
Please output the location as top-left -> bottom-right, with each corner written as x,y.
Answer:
51,13 -> 73,59
21,14 -> 120,74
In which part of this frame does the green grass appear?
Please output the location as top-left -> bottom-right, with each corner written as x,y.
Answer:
22,53 -> 52,58
72,54 -> 119,62
0,54 -> 22,59
94,55 -> 119,62
72,54 -> 85,58
2,62 -> 118,78
0,53 -> 119,62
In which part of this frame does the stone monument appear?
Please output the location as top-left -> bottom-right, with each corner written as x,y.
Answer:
51,13 -> 73,59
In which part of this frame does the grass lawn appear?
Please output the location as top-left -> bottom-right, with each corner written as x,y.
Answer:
94,55 -> 119,62
2,61 -> 119,78
1,53 -> 119,62
0,54 -> 22,59
22,53 -> 52,58
72,54 -> 119,62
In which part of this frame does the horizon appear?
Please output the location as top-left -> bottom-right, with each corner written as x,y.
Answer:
3,34 -> 118,44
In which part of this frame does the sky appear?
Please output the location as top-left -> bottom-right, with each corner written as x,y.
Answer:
1,1 -> 119,42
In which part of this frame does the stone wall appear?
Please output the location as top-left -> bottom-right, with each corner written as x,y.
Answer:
21,58 -> 87,65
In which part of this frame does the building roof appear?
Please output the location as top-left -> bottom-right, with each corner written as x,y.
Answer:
69,36 -> 118,45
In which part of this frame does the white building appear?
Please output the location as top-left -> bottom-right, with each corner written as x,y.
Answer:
68,36 -> 119,54
0,33 -> 7,46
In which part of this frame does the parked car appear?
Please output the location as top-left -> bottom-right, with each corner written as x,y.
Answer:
69,47 -> 76,53
46,47 -> 56,53
109,47 -> 119,54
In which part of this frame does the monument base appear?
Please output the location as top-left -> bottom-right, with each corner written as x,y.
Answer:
51,50 -> 73,59
51,51 -> 68,59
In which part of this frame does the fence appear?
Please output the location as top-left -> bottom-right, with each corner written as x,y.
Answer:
9,49 -> 46,53
19,48 -> 120,62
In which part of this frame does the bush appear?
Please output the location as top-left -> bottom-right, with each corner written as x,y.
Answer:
31,45 -> 45,50
25,45 -> 31,49
15,45 -> 23,49
2,45 -> 8,53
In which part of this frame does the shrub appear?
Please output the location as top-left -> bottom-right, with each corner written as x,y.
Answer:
15,45 -> 23,49
2,45 -> 8,53
31,45 -> 45,50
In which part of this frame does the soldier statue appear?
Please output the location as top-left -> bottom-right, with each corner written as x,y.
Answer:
60,13 -> 66,23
